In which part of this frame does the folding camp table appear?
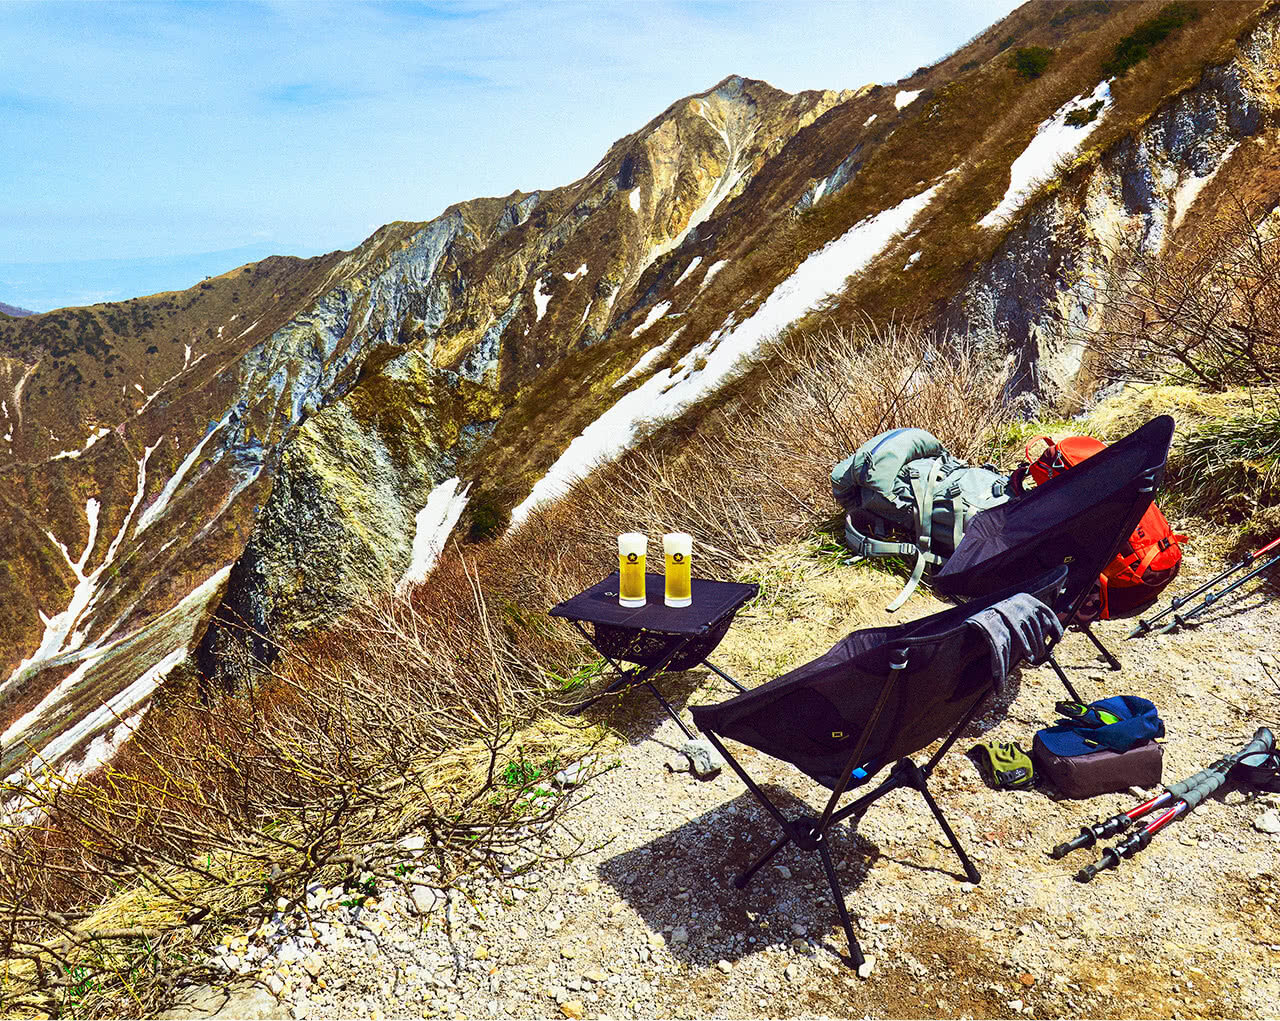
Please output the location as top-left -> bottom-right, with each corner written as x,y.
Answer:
549,573 -> 758,739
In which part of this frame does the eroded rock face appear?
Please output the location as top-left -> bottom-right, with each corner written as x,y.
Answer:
954,9 -> 1280,409
195,76 -> 847,686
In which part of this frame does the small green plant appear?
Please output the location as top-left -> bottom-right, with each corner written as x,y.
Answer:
543,659 -> 606,693
62,964 -> 101,1011
340,874 -> 379,908
1065,100 -> 1104,127
1102,2 -> 1200,77
1009,46 -> 1053,79
500,749 -> 561,789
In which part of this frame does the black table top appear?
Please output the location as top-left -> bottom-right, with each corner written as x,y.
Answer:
549,573 -> 758,635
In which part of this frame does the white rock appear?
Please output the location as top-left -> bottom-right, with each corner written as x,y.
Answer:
398,834 -> 427,856
857,956 -> 876,979
773,865 -> 792,880
1255,810 -> 1280,835
411,886 -> 445,916
555,759 -> 592,787
679,738 -> 724,779
717,959 -> 733,974
784,962 -> 798,982
672,926 -> 689,944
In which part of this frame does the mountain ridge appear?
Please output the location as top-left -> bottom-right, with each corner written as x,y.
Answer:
2,0 -> 1276,784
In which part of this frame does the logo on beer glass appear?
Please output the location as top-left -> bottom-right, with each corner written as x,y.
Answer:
618,533 -> 647,607
663,532 -> 692,607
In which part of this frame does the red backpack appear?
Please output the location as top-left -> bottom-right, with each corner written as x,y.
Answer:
1013,435 -> 1187,620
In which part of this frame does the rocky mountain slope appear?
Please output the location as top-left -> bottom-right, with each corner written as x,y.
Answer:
0,302 -> 34,319
2,0 -> 1278,783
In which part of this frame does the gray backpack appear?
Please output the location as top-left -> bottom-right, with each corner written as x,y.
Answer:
831,427 -> 1011,610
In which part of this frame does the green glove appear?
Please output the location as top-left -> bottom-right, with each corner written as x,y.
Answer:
971,740 -> 1035,790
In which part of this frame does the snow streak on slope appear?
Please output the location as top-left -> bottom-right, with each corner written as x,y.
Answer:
2,565 -> 230,781
49,426 -> 110,461
675,257 -> 702,287
631,301 -> 671,337
510,178 -> 947,525
895,90 -> 921,109
978,81 -> 1112,229
396,478 -> 471,596
612,331 -> 681,389
134,416 -> 228,535
700,260 -> 728,290
533,278 -> 552,322
2,441 -> 160,698
1171,143 -> 1239,230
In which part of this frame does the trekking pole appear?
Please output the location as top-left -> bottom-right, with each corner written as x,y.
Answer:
1074,728 -> 1274,882
1047,757 -> 1235,859
1153,547 -> 1280,636
1128,535 -> 1280,639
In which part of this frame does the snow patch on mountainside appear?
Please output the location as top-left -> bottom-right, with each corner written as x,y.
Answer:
2,441 -> 161,699
895,90 -> 921,109
563,264 -> 588,282
700,260 -> 728,290
979,81 -> 1112,229
631,301 -> 671,338
533,278 -> 552,322
613,331 -> 682,389
510,178 -> 947,525
675,257 -> 702,287
396,478 -> 471,596
49,426 -> 110,461
629,189 -> 641,212
1171,143 -> 1239,230
135,417 -> 228,536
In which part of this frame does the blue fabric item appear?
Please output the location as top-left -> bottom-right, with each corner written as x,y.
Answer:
1036,695 -> 1164,757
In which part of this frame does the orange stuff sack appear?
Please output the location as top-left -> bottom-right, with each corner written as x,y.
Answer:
1018,435 -> 1187,620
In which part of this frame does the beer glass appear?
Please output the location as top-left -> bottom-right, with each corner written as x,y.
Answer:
664,532 -> 692,607
618,533 -> 647,607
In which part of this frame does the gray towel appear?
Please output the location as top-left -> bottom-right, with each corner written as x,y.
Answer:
966,593 -> 1063,697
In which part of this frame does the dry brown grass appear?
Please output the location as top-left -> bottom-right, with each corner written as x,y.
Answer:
519,321 -> 1013,582
0,569 -> 610,1018
1096,197 -> 1280,389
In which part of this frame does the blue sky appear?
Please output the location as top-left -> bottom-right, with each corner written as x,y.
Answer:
1,0 -> 1018,311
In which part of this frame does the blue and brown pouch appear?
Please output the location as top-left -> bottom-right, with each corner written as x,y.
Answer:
1033,695 -> 1165,799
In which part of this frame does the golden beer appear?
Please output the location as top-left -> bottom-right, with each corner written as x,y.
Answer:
618,533 -> 647,607
663,532 -> 692,607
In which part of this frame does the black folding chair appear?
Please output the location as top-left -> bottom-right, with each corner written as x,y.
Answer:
691,564 -> 1068,969
934,415 -> 1176,700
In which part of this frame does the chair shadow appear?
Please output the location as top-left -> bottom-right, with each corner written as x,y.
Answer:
598,784 -> 889,968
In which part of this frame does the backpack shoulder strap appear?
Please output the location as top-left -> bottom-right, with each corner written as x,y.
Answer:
886,460 -> 946,612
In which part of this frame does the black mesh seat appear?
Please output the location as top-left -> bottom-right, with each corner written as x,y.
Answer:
935,415 -> 1176,692
692,564 -> 1068,969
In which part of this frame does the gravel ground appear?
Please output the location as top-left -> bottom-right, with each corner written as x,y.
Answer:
171,535 -> 1280,1020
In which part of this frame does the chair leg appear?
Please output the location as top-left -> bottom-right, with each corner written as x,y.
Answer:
1046,653 -> 1082,703
1082,626 -> 1121,671
817,840 -> 865,970
901,760 -> 981,884
733,832 -> 791,890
